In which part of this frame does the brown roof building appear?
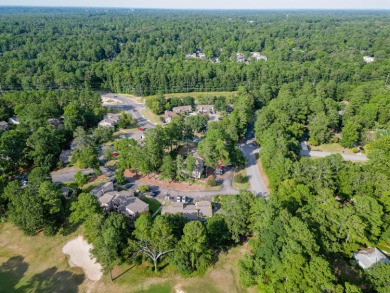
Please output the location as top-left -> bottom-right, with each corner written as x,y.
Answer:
172,105 -> 192,114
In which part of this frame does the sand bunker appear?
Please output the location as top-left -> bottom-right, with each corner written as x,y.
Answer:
62,235 -> 103,281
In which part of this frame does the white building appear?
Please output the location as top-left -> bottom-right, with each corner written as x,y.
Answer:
363,56 -> 375,63
236,52 -> 245,62
250,52 -> 268,61
354,248 -> 389,269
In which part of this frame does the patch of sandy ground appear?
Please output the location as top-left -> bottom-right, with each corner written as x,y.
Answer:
101,96 -> 123,105
62,235 -> 103,281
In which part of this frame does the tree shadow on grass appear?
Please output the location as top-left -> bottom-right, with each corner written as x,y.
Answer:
17,266 -> 84,293
59,220 -> 81,237
0,256 -> 29,292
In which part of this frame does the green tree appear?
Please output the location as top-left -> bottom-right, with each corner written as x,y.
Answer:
340,121 -> 360,148
72,126 -> 93,152
206,214 -> 231,250
221,190 -> 253,242
367,262 -> 390,293
27,167 -> 52,191
92,126 -> 113,144
64,102 -> 81,132
130,215 -> 175,272
8,188 -> 44,235
185,154 -> 197,183
26,126 -> 61,169
117,112 -> 134,129
74,171 -> 89,187
172,221 -> 212,275
72,146 -> 99,170
93,213 -> 129,281
0,130 -> 28,175
69,193 -> 103,224
160,155 -> 176,181
367,136 -> 390,176
176,155 -> 185,181
308,112 -> 330,146
37,181 -> 64,235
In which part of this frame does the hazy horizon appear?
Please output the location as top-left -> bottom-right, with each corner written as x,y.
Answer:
0,0 -> 389,10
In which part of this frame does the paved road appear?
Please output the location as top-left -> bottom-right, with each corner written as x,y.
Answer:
102,93 -> 155,129
124,167 -> 238,203
300,150 -> 369,162
239,123 -> 269,198
51,168 -> 94,183
100,93 -> 278,201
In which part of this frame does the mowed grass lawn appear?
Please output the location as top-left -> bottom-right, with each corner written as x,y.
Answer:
0,223 -> 88,293
232,169 -> 250,190
140,108 -> 163,125
1,222 -> 254,293
139,196 -> 162,214
309,143 -> 356,155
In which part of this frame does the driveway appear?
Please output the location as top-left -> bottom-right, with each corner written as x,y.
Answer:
300,150 -> 369,162
51,167 -> 94,183
239,123 -> 269,198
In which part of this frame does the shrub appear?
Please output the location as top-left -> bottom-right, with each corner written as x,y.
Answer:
74,171 -> 88,187
352,147 -> 359,153
234,173 -> 249,184
207,176 -> 216,187
329,136 -> 339,143
115,170 -> 126,185
138,185 -> 149,193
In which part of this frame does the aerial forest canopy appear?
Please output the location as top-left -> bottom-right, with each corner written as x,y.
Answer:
0,8 -> 389,95
0,7 -> 390,293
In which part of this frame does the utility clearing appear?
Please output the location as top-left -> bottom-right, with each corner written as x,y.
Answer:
62,236 -> 103,281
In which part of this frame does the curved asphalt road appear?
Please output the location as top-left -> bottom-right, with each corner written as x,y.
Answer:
239,123 -> 269,198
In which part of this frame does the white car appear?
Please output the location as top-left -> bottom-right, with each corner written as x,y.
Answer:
177,196 -> 182,202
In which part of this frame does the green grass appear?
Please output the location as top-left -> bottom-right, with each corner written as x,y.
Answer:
139,196 -> 162,214
232,169 -> 250,190
133,283 -> 172,293
309,143 -> 355,155
62,182 -> 78,191
140,109 -> 163,125
0,223 -> 87,293
113,127 -> 140,139
1,222 -> 250,293
82,175 -> 110,193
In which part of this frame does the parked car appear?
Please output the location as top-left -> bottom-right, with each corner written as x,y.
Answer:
151,191 -> 159,197
112,151 -> 119,157
215,168 -> 224,175
177,196 -> 182,202
182,196 -> 188,203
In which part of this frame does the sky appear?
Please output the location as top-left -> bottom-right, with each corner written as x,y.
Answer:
1,0 -> 390,9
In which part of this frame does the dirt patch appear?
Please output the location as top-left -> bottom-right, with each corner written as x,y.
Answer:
125,169 -> 210,191
62,236 -> 103,281
102,96 -> 123,105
